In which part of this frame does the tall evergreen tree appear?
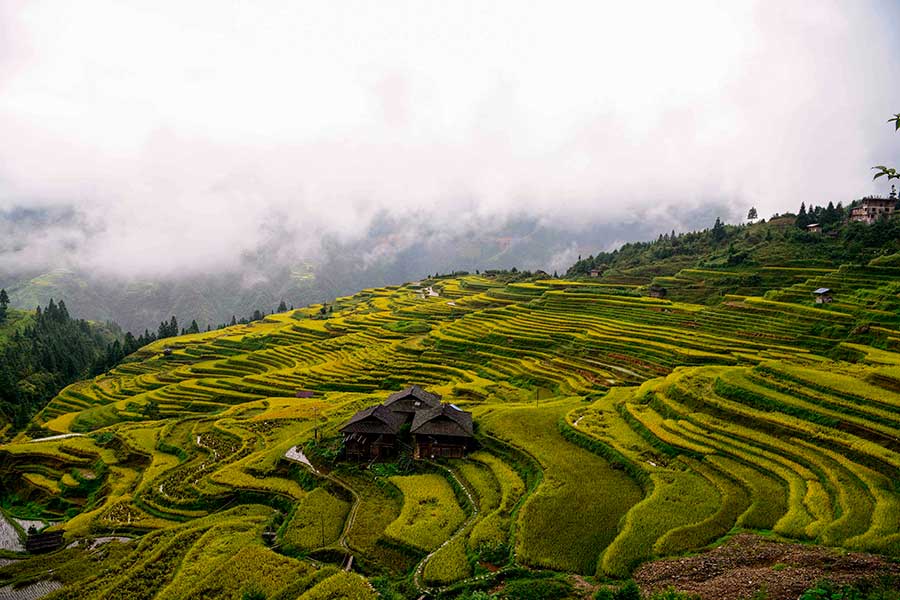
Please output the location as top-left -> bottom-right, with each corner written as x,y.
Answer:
277,300 -> 288,312
0,288 -> 8,322
711,217 -> 726,242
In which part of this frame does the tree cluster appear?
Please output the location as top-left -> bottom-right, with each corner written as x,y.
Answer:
567,216 -> 740,277
0,295 -> 298,433
795,201 -> 846,230
0,299 -> 115,429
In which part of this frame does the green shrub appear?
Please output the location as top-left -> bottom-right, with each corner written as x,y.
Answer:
647,587 -> 701,600
501,577 -> 572,600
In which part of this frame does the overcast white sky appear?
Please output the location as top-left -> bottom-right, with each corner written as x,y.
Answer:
1,0 -> 899,276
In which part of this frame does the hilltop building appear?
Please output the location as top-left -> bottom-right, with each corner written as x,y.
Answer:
850,188 -> 896,224
806,223 -> 822,234
339,385 -> 474,461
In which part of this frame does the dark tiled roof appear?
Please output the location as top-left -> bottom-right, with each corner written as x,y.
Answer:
411,404 -> 474,438
339,404 -> 404,435
383,385 -> 441,411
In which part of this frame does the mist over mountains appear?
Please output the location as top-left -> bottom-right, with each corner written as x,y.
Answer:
2,1 -> 899,331
1,204 -> 730,332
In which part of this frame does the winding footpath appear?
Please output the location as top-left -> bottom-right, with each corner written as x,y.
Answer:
283,446 -> 360,570
412,463 -> 480,595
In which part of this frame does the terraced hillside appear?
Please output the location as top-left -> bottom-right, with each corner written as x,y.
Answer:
1,269 -> 899,599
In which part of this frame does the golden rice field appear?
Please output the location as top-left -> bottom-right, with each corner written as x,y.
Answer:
1,266 -> 899,598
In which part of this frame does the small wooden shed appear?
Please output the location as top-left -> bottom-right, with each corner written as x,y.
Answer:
813,288 -> 833,304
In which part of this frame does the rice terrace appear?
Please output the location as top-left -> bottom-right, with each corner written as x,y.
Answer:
2,242 -> 900,599
4,4 -> 900,598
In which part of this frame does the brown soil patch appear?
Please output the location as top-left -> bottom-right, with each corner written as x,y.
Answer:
634,534 -> 899,600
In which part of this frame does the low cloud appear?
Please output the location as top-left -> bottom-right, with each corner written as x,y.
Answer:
1,1 -> 898,278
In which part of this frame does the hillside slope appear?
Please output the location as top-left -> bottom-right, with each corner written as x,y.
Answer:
0,268 -> 898,598
0,303 -> 121,438
568,215 -> 900,305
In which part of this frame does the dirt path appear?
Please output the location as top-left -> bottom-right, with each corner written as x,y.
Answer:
26,433 -> 84,443
411,434 -> 547,597
412,464 -> 480,594
284,446 -> 318,473
283,446 -> 359,570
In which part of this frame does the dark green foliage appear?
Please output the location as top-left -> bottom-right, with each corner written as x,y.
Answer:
800,579 -> 900,600
242,586 -> 268,600
614,581 -> 642,600
0,300 -> 119,430
566,215 -> 900,284
0,287 -> 8,322
500,577 -> 572,600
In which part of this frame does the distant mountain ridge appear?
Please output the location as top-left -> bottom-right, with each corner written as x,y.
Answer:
1,214 -> 708,332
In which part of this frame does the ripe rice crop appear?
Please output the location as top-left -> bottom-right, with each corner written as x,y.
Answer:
281,487 -> 350,552
481,400 -> 642,575
385,474 -> 466,552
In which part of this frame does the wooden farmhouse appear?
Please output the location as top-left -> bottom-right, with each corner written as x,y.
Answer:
383,385 -> 441,422
411,404 -> 474,459
339,405 -> 404,460
806,223 -> 822,234
339,385 -> 474,461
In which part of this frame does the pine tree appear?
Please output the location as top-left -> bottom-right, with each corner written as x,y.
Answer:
797,202 -> 809,228
277,300 -> 288,312
712,217 -> 726,242
747,207 -> 758,221
188,320 -> 200,334
0,288 -> 8,322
